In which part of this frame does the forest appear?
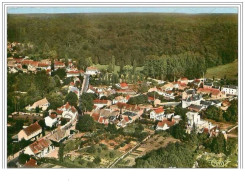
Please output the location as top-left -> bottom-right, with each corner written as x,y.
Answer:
7,13 -> 238,79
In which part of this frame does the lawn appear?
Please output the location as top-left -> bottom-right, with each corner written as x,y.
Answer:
205,60 -> 238,80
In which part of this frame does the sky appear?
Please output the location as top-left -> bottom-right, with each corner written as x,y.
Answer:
7,7 -> 238,14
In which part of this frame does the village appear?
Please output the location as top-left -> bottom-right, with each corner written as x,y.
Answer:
7,41 -> 238,168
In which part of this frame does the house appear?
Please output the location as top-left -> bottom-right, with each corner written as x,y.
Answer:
48,128 -> 71,144
54,61 -> 66,70
18,121 -> 42,141
116,89 -> 137,95
161,83 -> 174,91
197,88 -> 226,99
38,63 -> 51,71
23,158 -> 38,168
113,95 -> 130,104
25,98 -> 50,111
87,85 -> 96,94
182,89 -> 195,99
188,104 -> 203,112
93,99 -> 112,108
45,112 -> 58,128
24,138 -> 54,158
178,77 -> 189,85
156,119 -> 175,131
114,103 -> 144,117
119,82 -> 129,89
182,94 -> 203,108
221,85 -> 238,96
150,107 -> 165,121
66,70 -> 84,77
57,102 -> 78,120
200,100 -> 213,109
117,116 -> 132,128
203,82 -> 213,89
186,111 -> 209,133
86,66 -> 100,75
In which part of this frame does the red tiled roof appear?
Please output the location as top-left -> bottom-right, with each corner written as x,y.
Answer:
38,63 -> 49,67
29,138 -> 51,154
24,158 -> 38,168
14,58 -> 23,63
93,99 -> 108,104
54,61 -> 65,66
120,82 -> 128,88
180,77 -> 188,80
154,107 -> 164,114
148,96 -> 155,101
21,60 -> 33,65
197,88 -> 220,95
157,120 -> 175,128
23,122 -> 41,136
123,116 -> 130,122
92,113 -> 100,121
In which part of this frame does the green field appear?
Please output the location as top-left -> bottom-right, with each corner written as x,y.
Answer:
205,60 -> 238,80
94,64 -> 144,74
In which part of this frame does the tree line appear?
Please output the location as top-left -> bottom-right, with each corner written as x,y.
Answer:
8,13 -> 237,75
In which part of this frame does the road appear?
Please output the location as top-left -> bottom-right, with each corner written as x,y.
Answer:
227,125 -> 238,133
81,74 -> 90,94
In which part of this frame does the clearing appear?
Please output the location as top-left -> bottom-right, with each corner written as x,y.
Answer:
205,60 -> 238,80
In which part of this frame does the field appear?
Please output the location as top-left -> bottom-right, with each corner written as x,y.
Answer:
205,60 -> 238,80
94,64 -> 144,74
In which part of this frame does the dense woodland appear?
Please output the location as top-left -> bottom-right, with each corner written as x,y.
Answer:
8,13 -> 237,79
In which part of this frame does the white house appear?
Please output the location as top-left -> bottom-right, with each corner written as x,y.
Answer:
112,95 -> 130,104
221,85 -> 238,96
93,99 -> 112,108
86,66 -> 100,75
25,97 -> 50,111
150,107 -> 165,121
57,102 -> 78,120
156,120 -> 175,131
45,113 -> 58,128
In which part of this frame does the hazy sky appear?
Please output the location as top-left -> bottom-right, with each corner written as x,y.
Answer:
7,7 -> 238,14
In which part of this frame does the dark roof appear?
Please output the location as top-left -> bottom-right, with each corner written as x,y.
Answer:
211,100 -> 221,104
186,89 -> 195,94
188,104 -> 203,111
204,82 -> 212,86
186,94 -> 202,102
200,100 -> 212,106
122,111 -> 137,117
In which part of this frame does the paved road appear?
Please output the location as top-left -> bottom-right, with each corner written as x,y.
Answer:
81,74 -> 90,94
227,125 -> 238,133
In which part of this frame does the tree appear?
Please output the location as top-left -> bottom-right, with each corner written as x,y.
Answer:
223,99 -> 238,123
58,143 -> 64,162
79,93 -> 95,113
203,105 -> 224,122
76,114 -> 96,132
53,68 -> 66,80
65,92 -> 78,106
137,82 -> 148,94
18,153 -> 30,165
35,106 -> 40,113
93,156 -> 101,164
211,133 -> 226,154
128,94 -> 148,105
